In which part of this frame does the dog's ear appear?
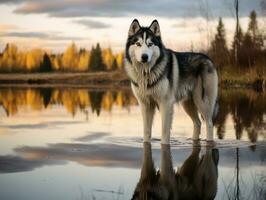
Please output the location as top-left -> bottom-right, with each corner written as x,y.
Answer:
149,20 -> 161,37
128,19 -> 140,37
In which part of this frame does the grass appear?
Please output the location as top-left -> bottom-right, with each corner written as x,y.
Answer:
219,65 -> 266,89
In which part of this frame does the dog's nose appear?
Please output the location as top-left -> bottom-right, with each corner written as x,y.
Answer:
141,54 -> 148,63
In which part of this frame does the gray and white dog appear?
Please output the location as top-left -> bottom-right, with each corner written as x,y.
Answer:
125,19 -> 218,144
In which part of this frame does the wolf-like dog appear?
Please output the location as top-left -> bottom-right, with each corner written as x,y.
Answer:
125,19 -> 218,144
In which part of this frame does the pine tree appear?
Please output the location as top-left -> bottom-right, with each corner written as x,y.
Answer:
40,88 -> 52,107
240,10 -> 264,67
89,43 -> 105,71
90,91 -> 104,116
111,58 -> 118,70
209,17 -> 229,68
39,53 -> 52,72
246,10 -> 263,50
231,25 -> 243,65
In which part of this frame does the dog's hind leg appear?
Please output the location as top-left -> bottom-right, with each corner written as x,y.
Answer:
140,102 -> 156,142
193,69 -> 218,141
193,95 -> 215,141
182,98 -> 201,140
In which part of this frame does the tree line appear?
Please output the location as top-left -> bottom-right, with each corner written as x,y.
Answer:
208,10 -> 265,70
0,42 -> 124,72
0,10 -> 265,73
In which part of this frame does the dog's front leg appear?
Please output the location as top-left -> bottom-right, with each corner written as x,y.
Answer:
140,102 -> 155,142
160,101 -> 174,144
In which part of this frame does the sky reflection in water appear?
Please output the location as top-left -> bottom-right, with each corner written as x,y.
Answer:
0,87 -> 265,200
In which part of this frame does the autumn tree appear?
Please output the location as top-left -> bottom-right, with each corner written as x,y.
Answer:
62,42 -> 78,71
78,49 -> 90,71
115,52 -> 124,70
50,54 -> 60,71
209,17 -> 229,68
102,48 -> 114,70
25,48 -> 44,72
0,43 -> 18,72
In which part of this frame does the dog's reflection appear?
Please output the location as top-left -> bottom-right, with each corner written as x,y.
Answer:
132,142 -> 219,200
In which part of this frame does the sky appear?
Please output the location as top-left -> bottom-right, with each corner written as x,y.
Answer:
0,0 -> 265,53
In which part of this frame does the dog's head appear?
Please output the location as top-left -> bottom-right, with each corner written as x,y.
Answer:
125,19 -> 164,66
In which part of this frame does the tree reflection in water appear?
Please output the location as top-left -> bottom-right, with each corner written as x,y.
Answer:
0,87 -> 265,143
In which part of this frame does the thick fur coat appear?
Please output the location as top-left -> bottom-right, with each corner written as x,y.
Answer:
125,19 -> 218,144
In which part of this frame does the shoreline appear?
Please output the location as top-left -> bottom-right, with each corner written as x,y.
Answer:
0,71 -> 265,91
0,71 -> 127,83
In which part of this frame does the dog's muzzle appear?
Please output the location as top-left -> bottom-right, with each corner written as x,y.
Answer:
141,54 -> 148,63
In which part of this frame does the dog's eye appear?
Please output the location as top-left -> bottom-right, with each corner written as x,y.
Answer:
135,42 -> 141,47
147,42 -> 153,47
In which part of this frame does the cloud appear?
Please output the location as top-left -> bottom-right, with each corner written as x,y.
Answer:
0,141 -> 265,173
0,0 -> 25,4
1,32 -> 49,38
0,24 -> 19,31
75,19 -> 111,29
0,31 -> 86,41
0,120 -> 83,130
74,132 -> 110,142
0,155 -> 65,173
7,0 -> 263,18
15,143 -> 143,169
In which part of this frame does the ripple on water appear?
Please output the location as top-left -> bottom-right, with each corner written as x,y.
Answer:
106,136 -> 261,149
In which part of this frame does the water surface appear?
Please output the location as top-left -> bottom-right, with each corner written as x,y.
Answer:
0,87 -> 265,200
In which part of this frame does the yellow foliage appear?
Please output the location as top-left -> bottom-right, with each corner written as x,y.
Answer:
0,42 -> 124,72
102,48 -> 114,70
25,49 -> 44,71
115,52 -> 124,69
26,89 -> 43,109
51,56 -> 60,70
78,51 -> 90,71
101,91 -> 113,111
0,43 -> 18,71
115,91 -> 124,107
0,88 -> 139,116
78,90 -> 90,108
62,43 -> 78,70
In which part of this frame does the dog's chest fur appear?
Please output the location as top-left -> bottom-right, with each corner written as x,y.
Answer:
125,52 -> 179,104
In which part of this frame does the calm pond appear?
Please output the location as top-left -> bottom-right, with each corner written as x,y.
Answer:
0,87 -> 265,200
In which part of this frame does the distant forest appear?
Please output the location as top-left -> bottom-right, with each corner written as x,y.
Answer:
0,42 -> 124,73
0,10 -> 265,74
208,10 -> 265,71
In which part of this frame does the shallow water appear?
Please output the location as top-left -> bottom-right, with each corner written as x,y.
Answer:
0,87 -> 265,200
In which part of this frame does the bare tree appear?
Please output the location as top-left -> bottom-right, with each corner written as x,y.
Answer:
198,0 -> 214,50
234,0 -> 240,65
